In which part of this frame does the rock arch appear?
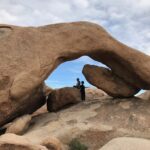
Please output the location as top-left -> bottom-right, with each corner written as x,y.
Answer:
0,21 -> 150,126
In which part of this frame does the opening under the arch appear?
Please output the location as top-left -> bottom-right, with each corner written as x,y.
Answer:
45,56 -> 107,88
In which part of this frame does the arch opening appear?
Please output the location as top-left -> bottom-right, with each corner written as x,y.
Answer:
45,56 -> 107,89
45,55 -> 143,97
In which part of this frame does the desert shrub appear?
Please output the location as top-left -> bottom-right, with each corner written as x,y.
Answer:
69,138 -> 88,150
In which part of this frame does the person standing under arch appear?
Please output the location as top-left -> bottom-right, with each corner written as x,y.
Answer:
80,81 -> 85,101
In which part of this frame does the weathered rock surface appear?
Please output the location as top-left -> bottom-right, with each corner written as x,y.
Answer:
47,87 -> 81,112
83,65 -> 140,98
0,21 -> 150,126
0,133 -> 47,150
0,133 -> 63,150
40,137 -> 62,150
0,82 -> 46,127
6,115 -> 31,135
32,87 -> 106,115
99,137 -> 150,150
21,94 -> 150,150
0,89 -> 149,150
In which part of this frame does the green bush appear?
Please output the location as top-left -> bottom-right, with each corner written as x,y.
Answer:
69,138 -> 88,150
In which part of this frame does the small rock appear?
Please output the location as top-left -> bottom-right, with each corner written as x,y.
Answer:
0,133 -> 47,150
41,136 -> 62,150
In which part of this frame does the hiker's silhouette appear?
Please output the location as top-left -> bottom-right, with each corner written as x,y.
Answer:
74,78 -> 80,89
80,81 -> 85,101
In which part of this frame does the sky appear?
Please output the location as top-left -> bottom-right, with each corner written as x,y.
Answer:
0,0 -> 150,90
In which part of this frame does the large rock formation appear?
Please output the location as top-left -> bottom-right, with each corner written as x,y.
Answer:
0,88 -> 150,150
22,94 -> 150,150
83,65 -> 139,98
0,21 -> 150,126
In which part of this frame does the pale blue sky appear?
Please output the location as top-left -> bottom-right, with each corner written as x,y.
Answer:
0,0 -> 149,92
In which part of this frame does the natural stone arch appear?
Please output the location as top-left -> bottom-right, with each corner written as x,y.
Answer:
0,21 -> 150,126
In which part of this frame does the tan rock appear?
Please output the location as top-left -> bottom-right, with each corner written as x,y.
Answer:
86,87 -> 107,100
0,133 -> 47,150
32,87 -> 106,116
99,137 -> 150,150
83,65 -> 140,98
6,115 -> 31,135
0,83 -> 46,127
47,87 -> 81,112
41,137 -> 62,150
23,93 -> 150,150
0,21 -> 150,126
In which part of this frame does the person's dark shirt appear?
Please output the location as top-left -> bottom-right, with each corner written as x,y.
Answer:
80,84 -> 85,92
